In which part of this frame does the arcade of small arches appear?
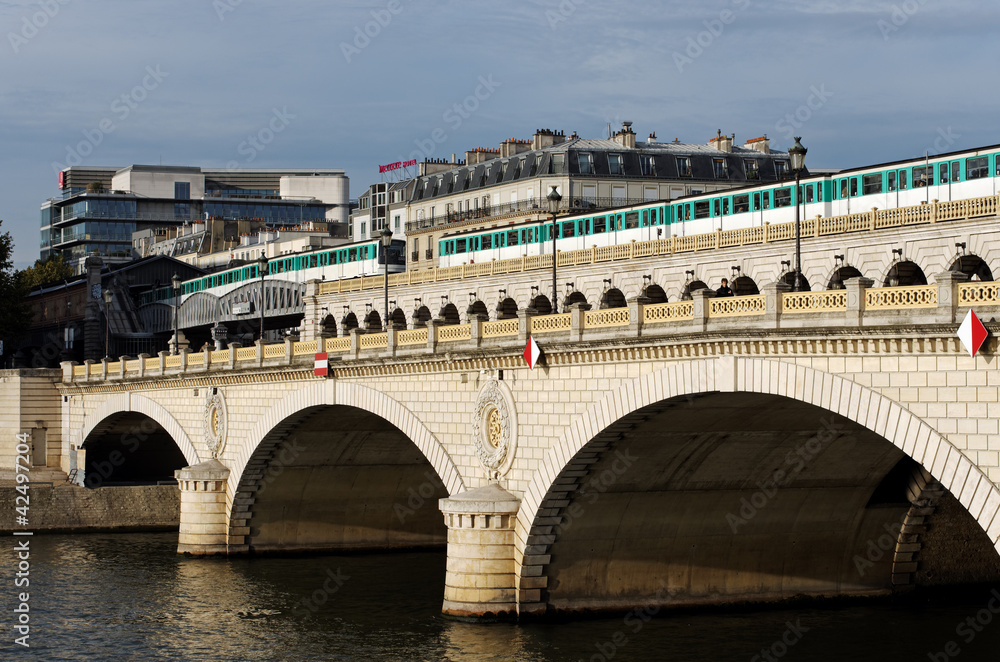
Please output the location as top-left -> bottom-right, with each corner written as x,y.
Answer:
313,252 -> 993,336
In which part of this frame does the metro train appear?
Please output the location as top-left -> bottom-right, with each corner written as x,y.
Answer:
141,238 -> 406,305
437,144 -> 1000,267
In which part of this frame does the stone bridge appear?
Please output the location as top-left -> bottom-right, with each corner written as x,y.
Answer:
58,275 -> 1000,620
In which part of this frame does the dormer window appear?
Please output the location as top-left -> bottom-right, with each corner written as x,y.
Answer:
676,157 -> 692,177
744,160 -> 759,180
775,161 -> 788,178
577,152 -> 594,175
608,153 -> 623,176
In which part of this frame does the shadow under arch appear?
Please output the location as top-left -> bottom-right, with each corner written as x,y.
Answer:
515,357 -> 1000,613
226,381 -> 466,551
81,393 -> 200,468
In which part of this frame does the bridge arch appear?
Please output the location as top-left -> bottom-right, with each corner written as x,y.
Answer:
228,380 -> 465,500
80,393 -> 200,468
516,356 -> 1000,609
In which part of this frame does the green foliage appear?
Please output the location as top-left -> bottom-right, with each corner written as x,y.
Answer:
17,253 -> 73,290
0,221 -> 31,355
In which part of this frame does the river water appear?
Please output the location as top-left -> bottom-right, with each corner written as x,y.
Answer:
4,532 -> 1000,661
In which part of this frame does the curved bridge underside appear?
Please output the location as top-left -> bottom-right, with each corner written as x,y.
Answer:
532,392 -> 1000,614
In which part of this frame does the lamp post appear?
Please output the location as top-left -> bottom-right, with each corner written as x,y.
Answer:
102,288 -> 113,360
547,185 -> 562,313
788,137 -> 808,292
171,272 -> 181,355
380,227 -> 393,330
257,253 -> 268,343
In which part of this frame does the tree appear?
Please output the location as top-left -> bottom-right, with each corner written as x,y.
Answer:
17,253 -> 73,290
0,221 -> 31,362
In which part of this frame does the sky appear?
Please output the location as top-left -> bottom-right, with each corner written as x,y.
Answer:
1,0 -> 998,269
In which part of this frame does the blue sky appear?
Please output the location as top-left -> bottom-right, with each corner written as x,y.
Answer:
2,0 -> 997,268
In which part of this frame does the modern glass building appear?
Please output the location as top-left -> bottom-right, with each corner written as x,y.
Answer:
42,165 -> 349,273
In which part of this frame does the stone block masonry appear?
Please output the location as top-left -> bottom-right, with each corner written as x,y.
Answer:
0,484 -> 179,533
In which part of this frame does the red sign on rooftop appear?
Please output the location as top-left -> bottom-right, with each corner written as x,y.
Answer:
379,159 -> 417,174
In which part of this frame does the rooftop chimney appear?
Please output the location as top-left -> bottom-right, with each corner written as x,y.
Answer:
612,121 -> 636,149
531,129 -> 567,150
744,134 -> 770,154
709,129 -> 733,153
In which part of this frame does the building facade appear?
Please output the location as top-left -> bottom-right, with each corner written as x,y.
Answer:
42,165 -> 350,274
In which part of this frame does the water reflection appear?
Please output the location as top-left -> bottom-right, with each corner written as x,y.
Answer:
5,533 -> 1000,661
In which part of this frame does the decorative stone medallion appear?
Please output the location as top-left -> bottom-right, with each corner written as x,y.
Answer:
203,390 -> 228,459
472,377 -> 518,478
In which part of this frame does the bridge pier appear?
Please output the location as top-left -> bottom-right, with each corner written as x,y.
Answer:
439,484 -> 521,621
175,459 -> 230,555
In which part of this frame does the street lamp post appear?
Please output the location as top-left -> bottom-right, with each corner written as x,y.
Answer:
380,227 -> 394,330
257,254 -> 269,343
788,137 -> 808,292
102,288 -> 113,359
547,185 -> 562,313
171,272 -> 181,355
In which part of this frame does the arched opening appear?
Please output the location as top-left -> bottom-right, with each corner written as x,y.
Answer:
950,254 -> 993,282
496,297 -> 518,319
341,312 -> 359,334
466,300 -> 489,321
828,266 -> 864,290
642,284 -> 667,303
438,303 -> 460,325
413,306 -> 432,327
680,280 -> 709,301
530,295 -> 552,315
364,310 -> 382,332
389,307 -> 407,328
235,405 -> 449,553
884,260 -> 927,287
780,270 -> 812,291
82,412 -> 187,487
564,291 -> 588,308
600,288 -> 627,309
732,275 -> 759,296
321,314 -> 337,337
527,391 -> 1000,614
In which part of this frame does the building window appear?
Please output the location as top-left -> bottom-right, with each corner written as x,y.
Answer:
531,155 -> 542,176
775,161 -> 788,179
174,182 -> 190,199
394,215 -> 401,230
676,157 -> 692,177
608,153 -> 623,176
744,160 -> 759,180
551,154 -> 565,174
577,152 -> 594,175
713,158 -> 727,179
640,154 -> 654,176
361,222 -> 366,236
514,158 -> 524,178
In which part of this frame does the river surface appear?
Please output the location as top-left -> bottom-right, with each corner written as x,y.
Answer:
4,532 -> 1000,661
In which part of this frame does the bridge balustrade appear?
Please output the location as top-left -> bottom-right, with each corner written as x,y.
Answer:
63,276 -> 1000,384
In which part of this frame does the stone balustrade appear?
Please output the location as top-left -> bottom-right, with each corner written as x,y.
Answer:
64,274 -> 998,384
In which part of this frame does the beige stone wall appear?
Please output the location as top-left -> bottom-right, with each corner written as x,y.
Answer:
0,370 -> 62,480
0,484 -> 178,532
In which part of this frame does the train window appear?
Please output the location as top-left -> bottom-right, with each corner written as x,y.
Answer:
968,157 -> 988,179
713,200 -> 720,216
456,239 -> 467,253
863,174 -> 883,195
913,166 -> 930,187
939,163 -> 949,184
683,206 -> 691,221
887,172 -> 897,191
734,195 -> 749,213
507,230 -> 519,246
625,212 -> 639,229
481,234 -> 492,250
806,185 -> 814,203
722,199 -> 730,215
952,162 -> 960,182
562,221 -> 576,237
348,248 -> 358,262
650,209 -> 658,224
694,202 -> 710,219
849,179 -> 858,197
593,216 -> 607,233
641,210 -> 648,227
774,188 -> 791,208
899,170 -> 908,189
839,179 -> 848,198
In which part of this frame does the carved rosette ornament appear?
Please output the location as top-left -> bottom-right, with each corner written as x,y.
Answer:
472,378 -> 518,479
203,390 -> 228,459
